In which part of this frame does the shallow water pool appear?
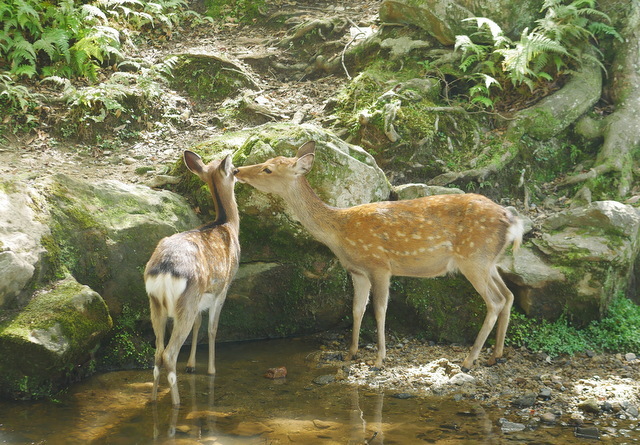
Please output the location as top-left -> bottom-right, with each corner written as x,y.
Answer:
0,338 -> 635,444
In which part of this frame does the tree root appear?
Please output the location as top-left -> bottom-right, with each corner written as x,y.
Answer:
556,1 -> 640,198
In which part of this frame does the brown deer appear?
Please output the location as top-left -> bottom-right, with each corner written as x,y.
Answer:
234,141 -> 523,371
144,151 -> 240,406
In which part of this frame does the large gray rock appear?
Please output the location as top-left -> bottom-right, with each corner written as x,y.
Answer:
0,181 -> 51,308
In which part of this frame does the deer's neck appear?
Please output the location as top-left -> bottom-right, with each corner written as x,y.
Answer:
281,177 -> 340,242
210,183 -> 240,233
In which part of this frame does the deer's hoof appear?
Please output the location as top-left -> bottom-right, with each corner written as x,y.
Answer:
185,366 -> 196,373
461,366 -> 471,373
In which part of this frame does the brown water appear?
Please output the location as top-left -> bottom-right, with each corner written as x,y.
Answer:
0,338 -> 632,444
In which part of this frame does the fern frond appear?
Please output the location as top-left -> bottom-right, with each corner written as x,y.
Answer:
470,95 -> 495,109
12,64 -> 37,78
10,38 -> 36,65
81,4 -> 108,23
33,29 -> 71,63
16,0 -> 42,34
588,22 -> 623,42
463,17 -> 503,41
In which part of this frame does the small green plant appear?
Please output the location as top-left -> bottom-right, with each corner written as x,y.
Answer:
585,297 -> 640,352
508,297 -> 640,357
98,304 -> 154,370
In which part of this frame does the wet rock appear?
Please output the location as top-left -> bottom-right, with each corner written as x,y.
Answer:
264,366 -> 287,379
392,393 -> 414,399
313,374 -> 335,385
450,372 -> 475,386
511,392 -> 537,408
540,412 -> 557,424
578,399 -> 601,414
538,388 -> 552,400
500,419 -> 526,433
624,404 -> 639,418
625,352 -> 637,362
569,413 -> 585,425
312,419 -> 332,429
574,426 -> 600,439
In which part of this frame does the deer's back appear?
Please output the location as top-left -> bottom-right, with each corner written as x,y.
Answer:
331,193 -> 514,277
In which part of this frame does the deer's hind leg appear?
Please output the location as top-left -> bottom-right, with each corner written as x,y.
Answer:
486,268 -> 514,366
205,290 -> 228,375
370,273 -> 391,368
458,263 -> 506,371
149,296 -> 168,402
162,287 -> 201,406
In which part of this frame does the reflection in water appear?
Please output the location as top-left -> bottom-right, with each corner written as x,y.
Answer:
349,388 -> 384,444
0,337 -> 633,444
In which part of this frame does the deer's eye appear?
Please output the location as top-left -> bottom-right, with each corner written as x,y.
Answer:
263,167 -> 272,174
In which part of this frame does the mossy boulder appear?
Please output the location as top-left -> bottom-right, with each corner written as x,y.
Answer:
0,275 -> 112,400
43,174 -> 202,315
339,70 -> 496,184
169,53 -> 258,109
502,201 -> 640,325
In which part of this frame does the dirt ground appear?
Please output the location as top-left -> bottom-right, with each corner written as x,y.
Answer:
1,0 -> 639,438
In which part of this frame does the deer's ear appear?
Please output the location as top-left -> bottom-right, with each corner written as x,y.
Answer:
296,141 -> 315,158
294,153 -> 315,175
220,154 -> 234,176
184,151 -> 205,175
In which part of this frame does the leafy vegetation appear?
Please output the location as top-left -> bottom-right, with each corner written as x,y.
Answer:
205,0 -> 266,24
0,0 -> 199,139
507,297 -> 640,357
0,0 -> 187,79
453,0 -> 621,109
97,304 -> 154,370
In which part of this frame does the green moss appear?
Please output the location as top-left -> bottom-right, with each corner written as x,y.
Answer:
396,275 -> 485,344
170,55 -> 255,105
0,277 -> 112,400
1,278 -> 110,340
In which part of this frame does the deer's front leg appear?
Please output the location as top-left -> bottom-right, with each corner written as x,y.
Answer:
371,273 -> 391,368
349,272 -> 371,360
206,291 -> 227,375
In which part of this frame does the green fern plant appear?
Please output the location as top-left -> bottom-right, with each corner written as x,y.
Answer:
454,0 -> 622,108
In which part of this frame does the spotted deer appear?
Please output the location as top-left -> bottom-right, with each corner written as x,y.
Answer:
234,141 -> 523,371
144,151 -> 240,406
